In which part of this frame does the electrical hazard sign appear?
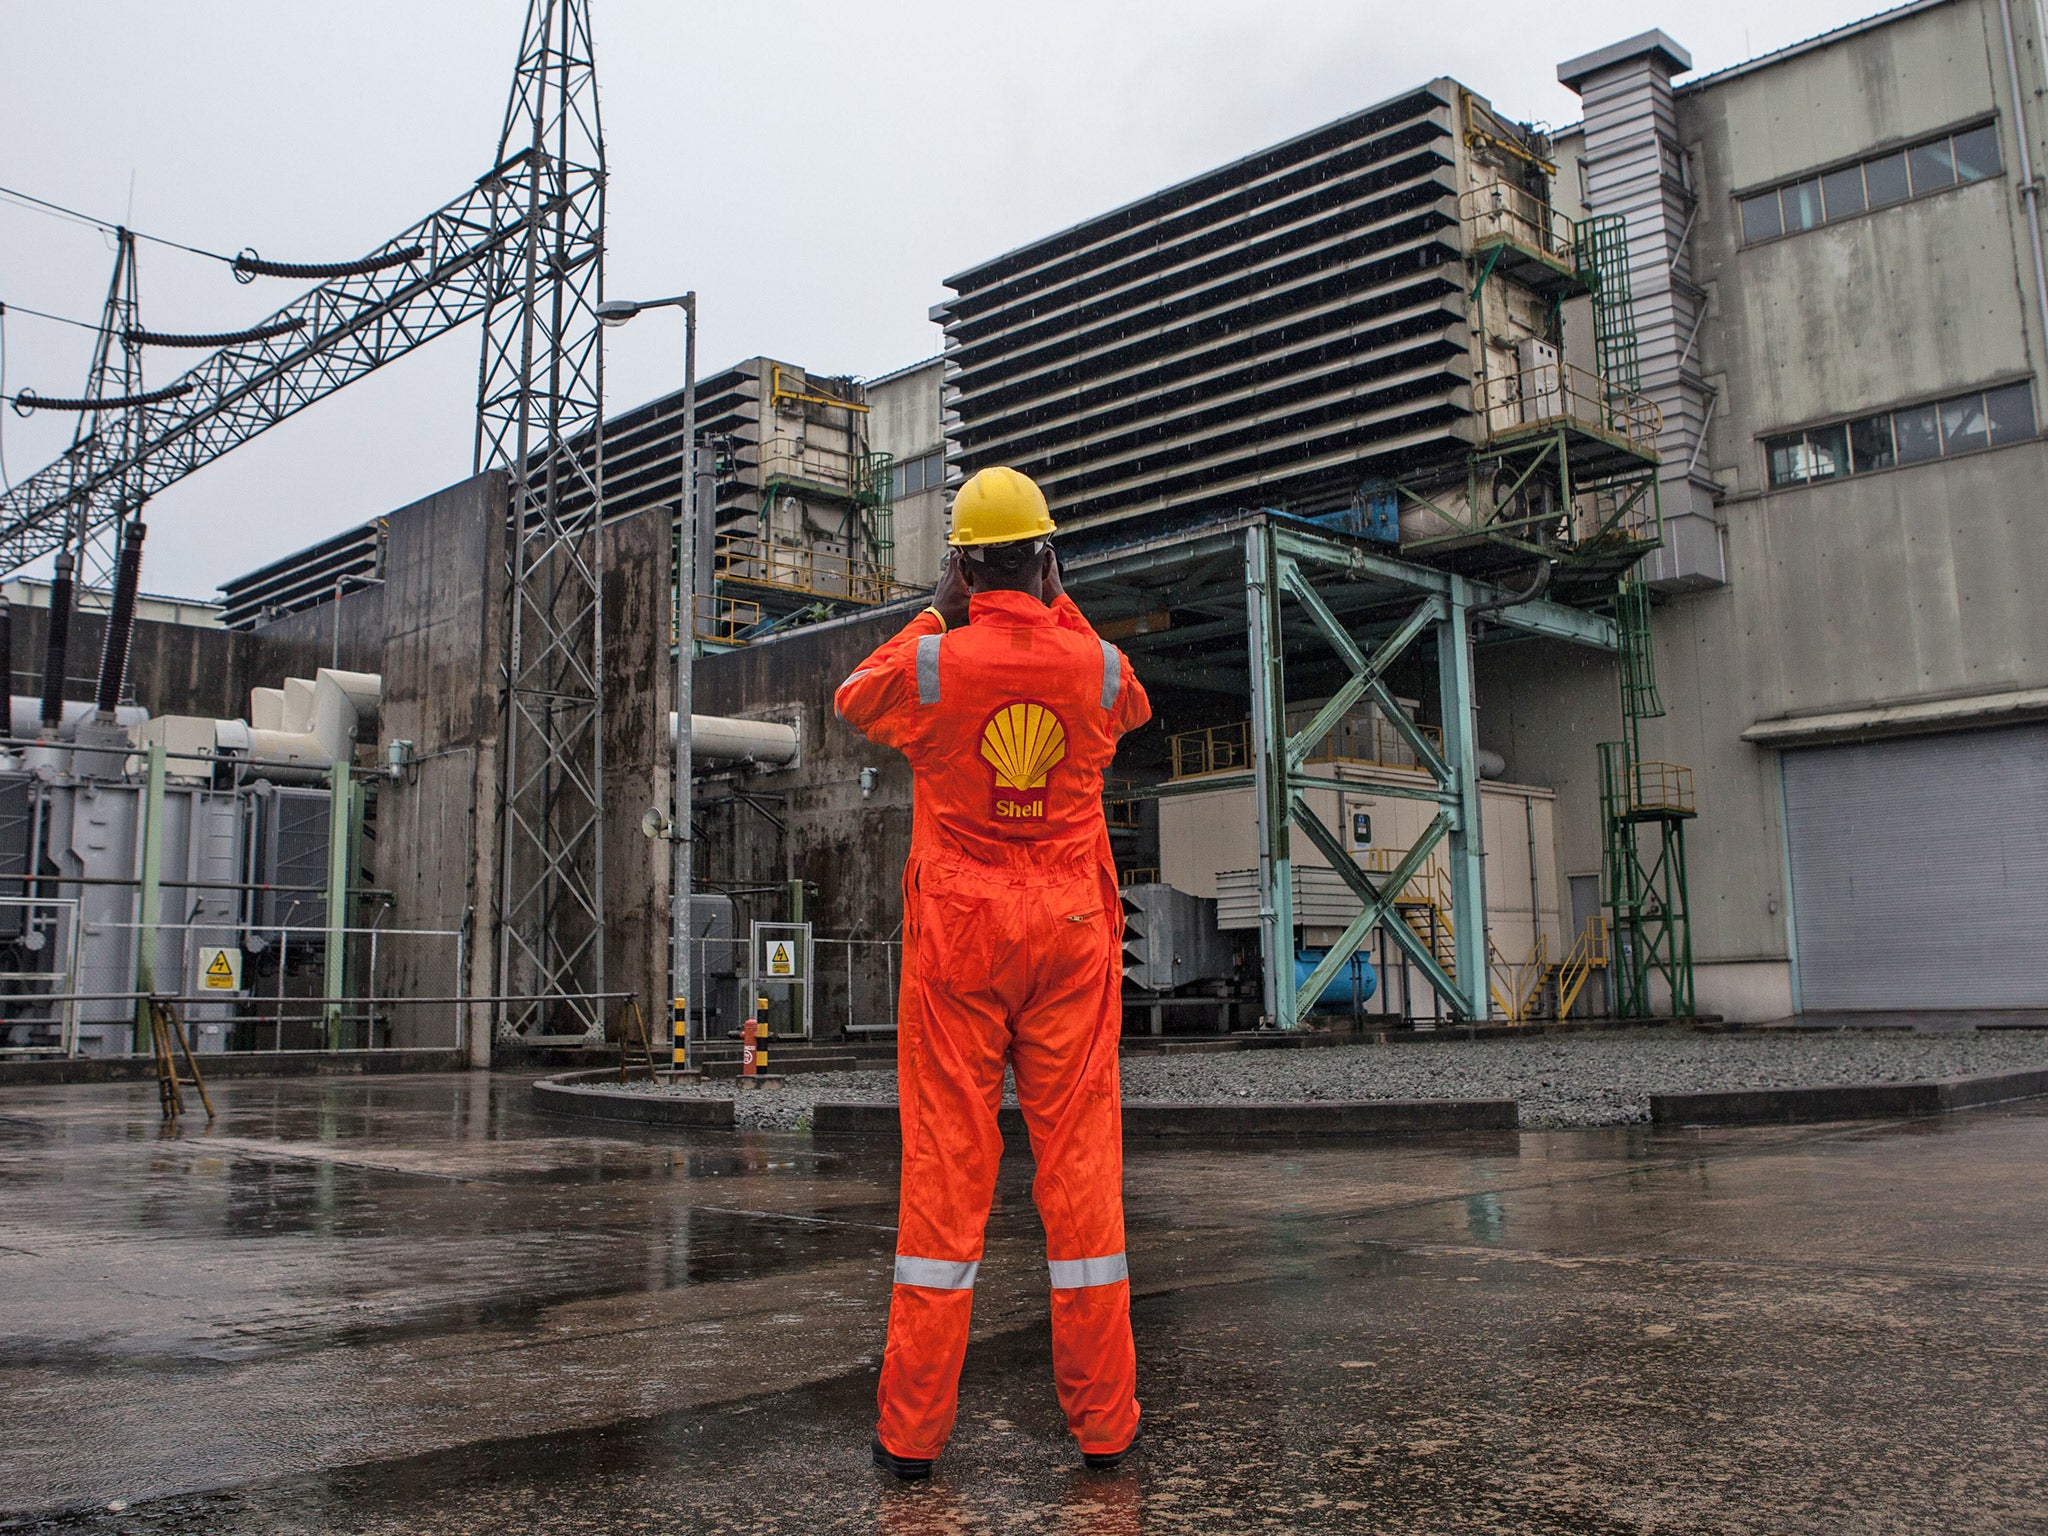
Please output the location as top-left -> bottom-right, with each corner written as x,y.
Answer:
766,941 -> 795,977
197,946 -> 242,992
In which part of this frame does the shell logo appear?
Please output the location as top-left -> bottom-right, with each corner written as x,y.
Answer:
981,702 -> 1066,821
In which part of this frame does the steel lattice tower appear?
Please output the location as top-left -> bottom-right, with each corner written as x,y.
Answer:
475,0 -> 609,1041
66,230 -> 147,596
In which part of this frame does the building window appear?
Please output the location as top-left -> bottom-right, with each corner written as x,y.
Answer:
890,449 -> 945,500
1764,383 -> 2036,488
1821,164 -> 1865,219
1738,122 -> 2001,246
1863,150 -> 1910,208
1848,414 -> 1894,473
1741,191 -> 1782,243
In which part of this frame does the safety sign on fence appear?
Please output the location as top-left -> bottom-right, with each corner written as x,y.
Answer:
197,946 -> 242,993
749,921 -> 813,1041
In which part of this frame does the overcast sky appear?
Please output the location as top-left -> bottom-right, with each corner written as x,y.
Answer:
1,0 -> 1879,599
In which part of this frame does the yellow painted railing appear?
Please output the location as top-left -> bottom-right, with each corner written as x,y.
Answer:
1461,182 -> 1577,270
1555,913 -> 1610,1017
714,532 -> 918,607
1167,716 -> 1442,780
1629,760 -> 1696,816
1475,358 -> 1661,457
1104,779 -> 1142,829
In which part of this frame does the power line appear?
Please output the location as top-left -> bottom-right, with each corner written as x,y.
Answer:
0,182 -> 236,265
0,299 -> 105,335
0,310 -> 9,491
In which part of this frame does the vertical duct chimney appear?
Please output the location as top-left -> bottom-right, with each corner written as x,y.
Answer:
39,551 -> 74,737
94,520 -> 146,722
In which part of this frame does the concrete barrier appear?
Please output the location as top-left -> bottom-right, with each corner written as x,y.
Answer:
0,1048 -> 466,1087
533,1074 -> 736,1129
1650,1067 -> 2048,1126
811,1097 -> 1518,1139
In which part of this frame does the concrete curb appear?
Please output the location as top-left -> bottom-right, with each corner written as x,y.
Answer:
0,1048 -> 465,1087
811,1097 -> 1518,1139
532,1072 -> 736,1129
1650,1067 -> 2048,1126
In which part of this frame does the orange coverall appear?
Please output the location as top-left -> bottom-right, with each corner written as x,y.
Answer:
835,587 -> 1151,1461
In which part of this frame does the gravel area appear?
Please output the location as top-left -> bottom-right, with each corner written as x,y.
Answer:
561,1030 -> 2048,1131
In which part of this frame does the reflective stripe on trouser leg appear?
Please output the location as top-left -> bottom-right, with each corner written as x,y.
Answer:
1009,875 -> 1139,1457
894,1255 -> 979,1290
1048,1252 -> 1127,1289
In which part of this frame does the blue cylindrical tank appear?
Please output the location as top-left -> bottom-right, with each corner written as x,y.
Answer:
1294,948 -> 1378,1011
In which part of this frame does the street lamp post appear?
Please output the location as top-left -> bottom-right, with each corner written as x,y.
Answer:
596,292 -> 697,1065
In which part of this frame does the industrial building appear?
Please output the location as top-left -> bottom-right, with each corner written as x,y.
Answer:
699,0 -> 2048,1030
1497,0 -> 2048,1018
3,0 -> 2039,1064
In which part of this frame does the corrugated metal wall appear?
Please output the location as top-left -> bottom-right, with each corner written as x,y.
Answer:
1782,724 -> 2048,1010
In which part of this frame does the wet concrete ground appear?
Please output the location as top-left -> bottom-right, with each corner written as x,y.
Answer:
1,1074 -> 2044,1533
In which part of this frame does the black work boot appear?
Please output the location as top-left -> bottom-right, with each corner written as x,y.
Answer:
1082,1421 -> 1143,1471
872,1438 -> 934,1481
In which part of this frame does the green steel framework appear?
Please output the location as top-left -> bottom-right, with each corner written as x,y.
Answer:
1091,513 -> 1618,1027
1598,579 -> 1696,1017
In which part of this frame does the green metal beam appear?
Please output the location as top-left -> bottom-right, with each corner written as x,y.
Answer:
1436,575 -> 1489,1018
1280,566 -> 1442,774
1292,770 -> 1450,805
1289,800 -> 1460,1020
1270,524 -> 1616,650
134,741 -> 166,1052
1245,522 -> 1296,1028
324,761 -> 355,1049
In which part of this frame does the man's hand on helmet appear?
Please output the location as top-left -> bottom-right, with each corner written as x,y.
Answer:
933,551 -> 973,628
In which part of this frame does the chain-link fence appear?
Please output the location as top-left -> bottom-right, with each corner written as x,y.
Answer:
0,896 -> 83,1055
677,931 -> 900,1047
813,937 -> 899,1037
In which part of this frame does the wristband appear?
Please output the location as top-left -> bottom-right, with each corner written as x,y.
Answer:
923,605 -> 948,632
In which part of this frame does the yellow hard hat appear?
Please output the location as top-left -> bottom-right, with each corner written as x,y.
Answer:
948,466 -> 1056,547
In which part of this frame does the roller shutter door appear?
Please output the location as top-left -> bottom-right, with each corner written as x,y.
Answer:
1781,725 -> 2048,1010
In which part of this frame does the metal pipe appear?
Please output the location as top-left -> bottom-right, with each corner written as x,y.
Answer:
1999,0 -> 2048,380
0,592 -> 12,703
675,295 -> 698,1059
135,740 -> 165,1045
672,711 -> 798,766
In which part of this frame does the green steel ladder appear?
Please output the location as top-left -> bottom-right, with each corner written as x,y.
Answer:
1599,578 -> 1696,1018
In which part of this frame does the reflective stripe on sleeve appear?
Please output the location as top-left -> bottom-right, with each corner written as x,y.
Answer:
916,634 -> 943,705
894,1254 -> 979,1290
1048,1252 -> 1128,1289
844,668 -> 872,686
1099,639 -> 1121,710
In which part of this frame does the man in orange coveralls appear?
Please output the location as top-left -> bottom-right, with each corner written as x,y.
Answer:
835,466 -> 1151,1481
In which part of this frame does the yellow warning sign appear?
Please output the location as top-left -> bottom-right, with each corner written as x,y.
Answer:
767,941 -> 794,977
198,946 -> 241,992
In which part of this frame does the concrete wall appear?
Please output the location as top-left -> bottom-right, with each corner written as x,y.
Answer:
240,472 -> 673,1057
866,358 -> 948,588
342,475 -> 504,1053
598,495 -> 675,1046
6,602 -> 251,721
1684,0 -> 2040,487
694,603 -> 918,1028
